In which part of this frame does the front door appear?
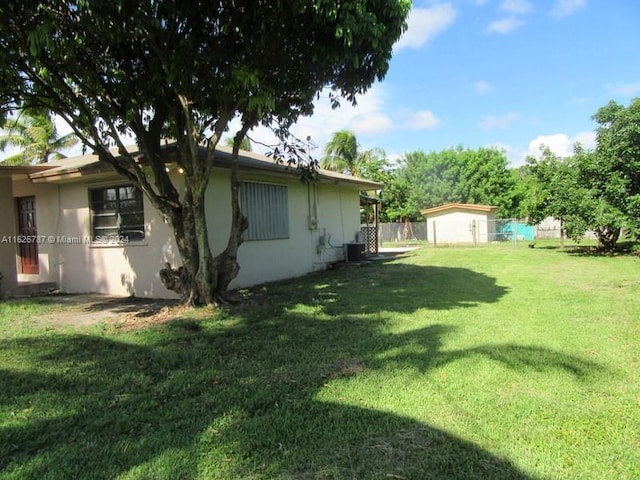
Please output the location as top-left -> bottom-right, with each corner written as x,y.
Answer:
16,196 -> 39,274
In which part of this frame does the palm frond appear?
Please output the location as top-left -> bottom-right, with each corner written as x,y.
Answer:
0,109 -> 79,163
322,130 -> 359,174
0,153 -> 28,165
320,154 -> 349,173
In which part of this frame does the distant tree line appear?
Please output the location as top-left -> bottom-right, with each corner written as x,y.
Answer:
320,133 -> 525,222
321,98 -> 639,251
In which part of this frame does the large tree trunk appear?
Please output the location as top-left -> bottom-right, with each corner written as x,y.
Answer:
595,227 -> 620,251
211,156 -> 248,295
159,179 -> 215,305
158,128 -> 249,306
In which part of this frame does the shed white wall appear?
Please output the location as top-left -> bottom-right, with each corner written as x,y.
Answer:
426,209 -> 491,244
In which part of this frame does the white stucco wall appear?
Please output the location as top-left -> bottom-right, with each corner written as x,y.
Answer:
231,173 -> 360,288
10,174 -> 179,297
53,178 -> 180,298
9,167 -> 362,297
0,177 -> 18,297
425,209 -> 492,245
204,167 -> 360,289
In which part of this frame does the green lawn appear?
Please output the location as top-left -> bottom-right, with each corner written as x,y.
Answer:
1,246 -> 638,479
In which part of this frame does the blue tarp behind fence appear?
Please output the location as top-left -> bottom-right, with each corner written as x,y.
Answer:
499,221 -> 535,241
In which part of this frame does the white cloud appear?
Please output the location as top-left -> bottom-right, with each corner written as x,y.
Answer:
479,112 -> 520,130
526,131 -> 596,158
236,85 -> 394,157
303,86 -> 392,140
351,112 -> 394,136
53,115 -> 84,157
489,142 -> 528,167
499,0 -> 532,14
54,115 -> 73,136
394,3 -> 457,51
0,145 -> 20,162
474,80 -> 494,95
573,131 -> 597,149
237,84 -> 444,159
606,82 -> 640,97
487,16 -> 525,33
489,131 -> 597,168
488,0 -> 532,34
549,0 -> 586,19
404,110 -> 441,130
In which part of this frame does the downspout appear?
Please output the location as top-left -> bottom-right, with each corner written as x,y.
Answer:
307,182 -> 318,230
54,184 -> 62,290
339,185 -> 345,243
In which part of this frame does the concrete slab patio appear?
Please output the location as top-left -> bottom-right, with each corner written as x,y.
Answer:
32,294 -> 180,328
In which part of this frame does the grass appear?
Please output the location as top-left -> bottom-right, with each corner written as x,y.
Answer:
1,246 -> 639,479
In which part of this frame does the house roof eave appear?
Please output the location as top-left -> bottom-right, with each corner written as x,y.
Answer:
21,142 -> 383,190
0,164 -> 57,179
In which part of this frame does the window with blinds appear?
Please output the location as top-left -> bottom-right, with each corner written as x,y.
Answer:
240,182 -> 289,241
89,185 -> 145,242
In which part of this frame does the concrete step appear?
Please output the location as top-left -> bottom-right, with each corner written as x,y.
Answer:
15,282 -> 58,296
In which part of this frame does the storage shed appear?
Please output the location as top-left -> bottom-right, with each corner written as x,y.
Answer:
420,203 -> 499,246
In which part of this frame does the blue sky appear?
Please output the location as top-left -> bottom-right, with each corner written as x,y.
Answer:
247,0 -> 640,167
3,1 -> 639,168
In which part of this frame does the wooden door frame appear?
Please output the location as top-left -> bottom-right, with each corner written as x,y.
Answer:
16,195 -> 39,275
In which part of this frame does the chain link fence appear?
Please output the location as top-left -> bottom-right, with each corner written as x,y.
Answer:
378,222 -> 429,243
378,218 -> 595,245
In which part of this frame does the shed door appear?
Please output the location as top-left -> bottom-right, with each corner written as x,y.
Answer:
16,196 -> 39,274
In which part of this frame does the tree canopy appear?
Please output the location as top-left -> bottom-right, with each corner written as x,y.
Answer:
523,98 -> 640,250
591,98 -> 640,242
398,146 -> 520,218
0,0 -> 410,304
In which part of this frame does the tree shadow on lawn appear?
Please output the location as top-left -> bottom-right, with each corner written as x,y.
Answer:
0,331 -> 603,478
0,263 -> 604,479
250,261 -> 512,316
563,241 -> 639,257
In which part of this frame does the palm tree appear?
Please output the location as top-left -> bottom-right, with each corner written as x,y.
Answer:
0,109 -> 79,165
224,135 -> 252,152
320,130 -> 379,177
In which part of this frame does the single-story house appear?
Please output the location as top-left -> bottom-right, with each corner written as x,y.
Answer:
0,144 -> 380,298
420,203 -> 499,245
